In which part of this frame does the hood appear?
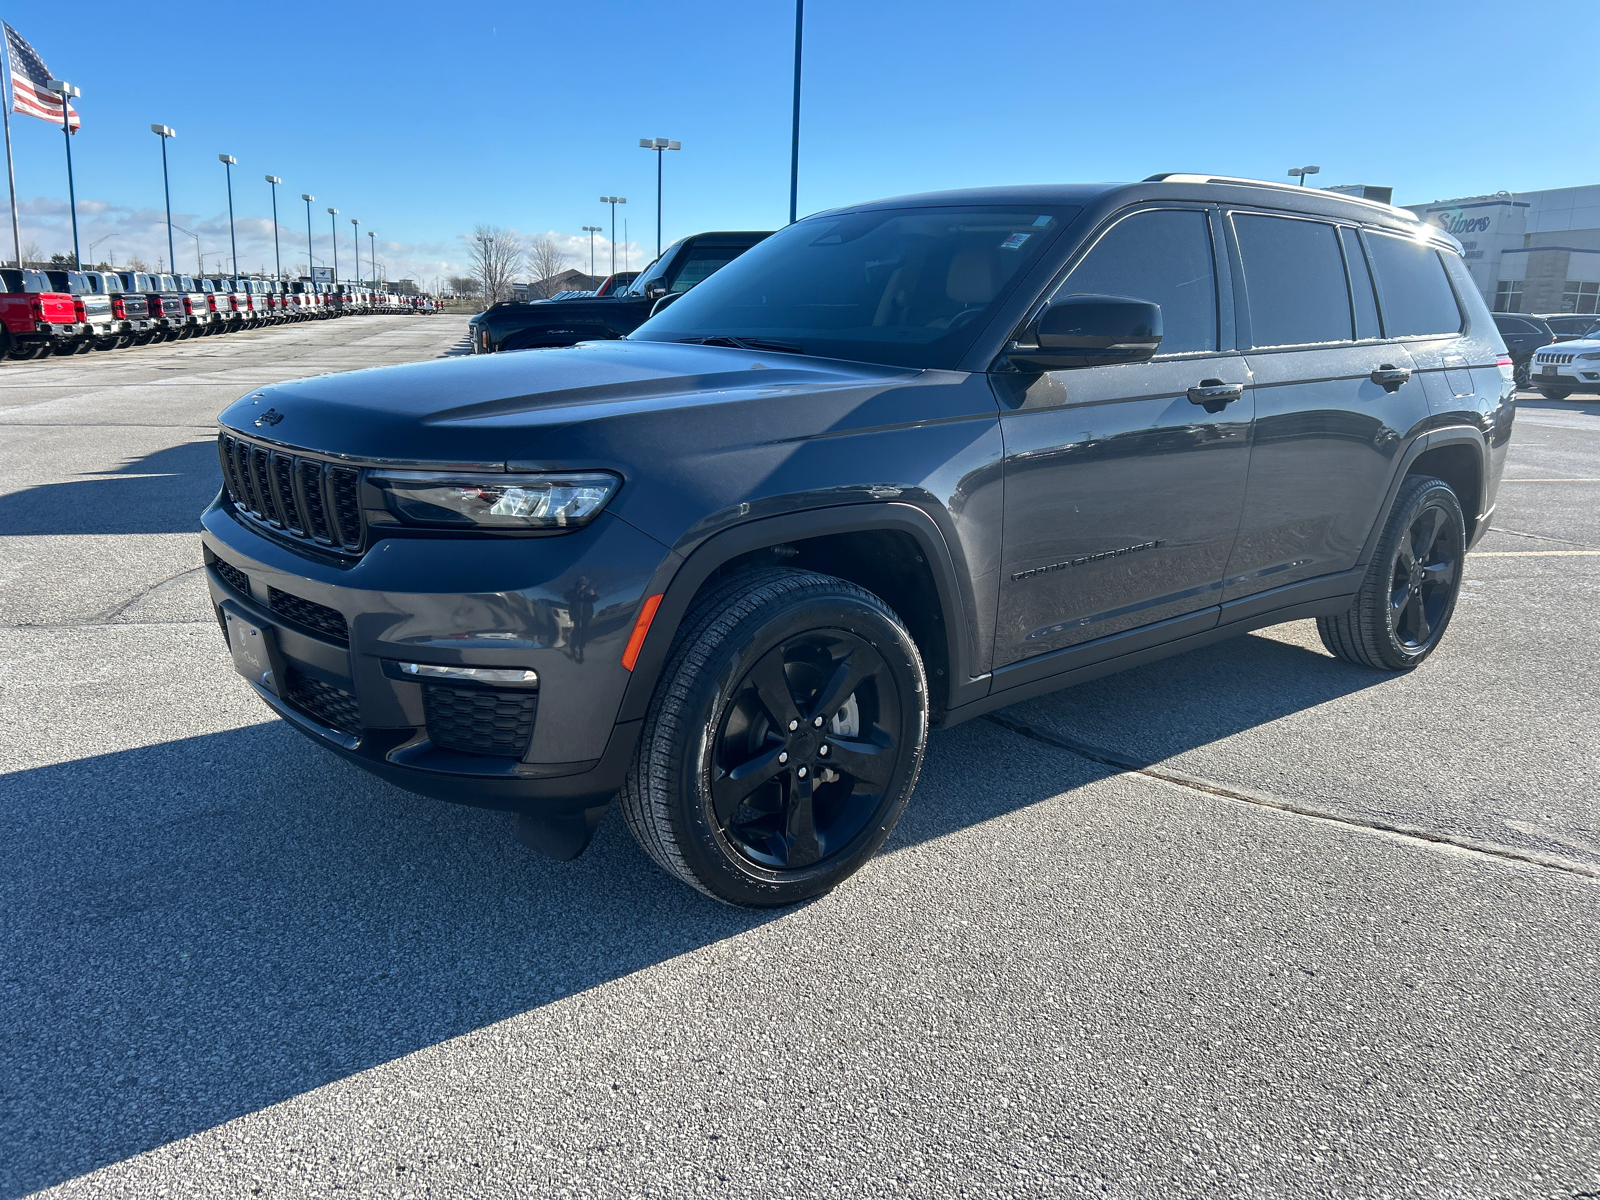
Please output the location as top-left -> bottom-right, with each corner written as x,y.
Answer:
1540,337 -> 1600,355
218,339 -> 916,467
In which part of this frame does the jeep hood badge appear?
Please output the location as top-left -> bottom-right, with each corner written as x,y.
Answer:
254,408 -> 284,427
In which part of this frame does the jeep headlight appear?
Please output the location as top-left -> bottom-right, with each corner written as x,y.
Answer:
1580,351 -> 1600,361
371,470 -> 620,530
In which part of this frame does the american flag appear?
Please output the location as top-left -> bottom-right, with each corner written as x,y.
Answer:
4,23 -> 80,132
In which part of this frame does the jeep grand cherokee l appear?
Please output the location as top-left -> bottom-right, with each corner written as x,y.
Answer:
204,175 -> 1513,907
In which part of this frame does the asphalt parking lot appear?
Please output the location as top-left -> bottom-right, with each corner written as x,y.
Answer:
2,319 -> 1597,1199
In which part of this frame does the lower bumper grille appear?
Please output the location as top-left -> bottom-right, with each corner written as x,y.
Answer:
211,556 -> 249,595
268,587 -> 350,645
283,666 -> 362,736
422,684 -> 538,758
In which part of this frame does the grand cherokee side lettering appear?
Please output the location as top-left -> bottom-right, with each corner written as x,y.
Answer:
1010,540 -> 1159,582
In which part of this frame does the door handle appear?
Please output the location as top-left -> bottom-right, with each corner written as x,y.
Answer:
1186,379 -> 1243,413
1370,364 -> 1411,393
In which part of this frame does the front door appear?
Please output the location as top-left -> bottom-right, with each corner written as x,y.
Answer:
994,206 -> 1253,670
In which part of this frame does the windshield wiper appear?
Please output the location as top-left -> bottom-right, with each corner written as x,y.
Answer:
676,335 -> 806,355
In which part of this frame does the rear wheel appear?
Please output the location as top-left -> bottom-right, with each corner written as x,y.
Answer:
1317,475 -> 1465,670
621,568 -> 928,907
1513,360 -> 1531,389
1539,387 -> 1572,401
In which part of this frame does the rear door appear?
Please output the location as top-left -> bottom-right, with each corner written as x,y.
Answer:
994,205 -> 1253,669
1221,214 -> 1429,603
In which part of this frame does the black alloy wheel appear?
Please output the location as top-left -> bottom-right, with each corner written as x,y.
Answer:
621,568 -> 927,907
1513,359 -> 1531,389
1318,474 -> 1465,670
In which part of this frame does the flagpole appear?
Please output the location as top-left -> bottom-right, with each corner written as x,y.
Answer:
0,29 -> 22,268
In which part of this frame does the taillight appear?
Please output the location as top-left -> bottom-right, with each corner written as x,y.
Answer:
112,296 -> 127,319
73,298 -> 87,321
182,297 -> 195,315
1496,354 -> 1515,382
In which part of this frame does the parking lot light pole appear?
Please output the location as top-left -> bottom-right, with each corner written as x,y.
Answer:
47,80 -> 81,266
218,154 -> 238,275
1289,164 -> 1320,187
637,138 -> 679,258
368,230 -> 375,285
171,223 -> 202,274
600,196 -> 626,274
265,176 -> 282,280
350,218 -> 359,284
327,207 -> 339,283
151,126 -> 176,274
301,193 -> 314,281
790,0 -> 803,224
583,226 -> 601,276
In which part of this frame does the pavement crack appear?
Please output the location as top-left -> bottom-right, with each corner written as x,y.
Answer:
1488,525 -> 1593,549
89,566 -> 207,624
982,712 -> 1600,883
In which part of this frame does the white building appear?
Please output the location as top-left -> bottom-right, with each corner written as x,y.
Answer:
1403,185 -> 1600,316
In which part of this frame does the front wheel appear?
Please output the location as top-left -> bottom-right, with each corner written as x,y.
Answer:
1317,475 -> 1465,670
621,568 -> 928,907
1513,360 -> 1531,389
1539,387 -> 1572,401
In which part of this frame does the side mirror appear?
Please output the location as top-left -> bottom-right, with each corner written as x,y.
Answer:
649,290 -> 683,317
644,282 -> 670,301
1004,294 -> 1162,371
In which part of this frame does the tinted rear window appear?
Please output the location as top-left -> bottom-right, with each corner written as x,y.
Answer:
1494,315 -> 1538,334
1364,231 -> 1462,338
1234,214 -> 1352,347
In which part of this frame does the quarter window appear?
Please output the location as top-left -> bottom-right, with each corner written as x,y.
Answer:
1364,231 -> 1463,338
1234,214 -> 1352,347
1055,209 -> 1217,355
1340,227 -> 1381,341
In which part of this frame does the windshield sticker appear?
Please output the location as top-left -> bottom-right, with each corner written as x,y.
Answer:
1000,232 -> 1032,251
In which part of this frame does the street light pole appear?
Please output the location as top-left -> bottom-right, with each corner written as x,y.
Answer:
368,230 -> 375,285
638,138 -> 679,258
265,176 -> 282,279
350,218 -> 359,284
1288,164 -> 1320,187
218,154 -> 238,275
172,223 -> 202,275
327,207 -> 339,283
583,226 -> 601,276
302,193 -> 314,280
790,0 -> 803,224
151,125 -> 176,272
600,196 -> 626,274
47,80 -> 81,266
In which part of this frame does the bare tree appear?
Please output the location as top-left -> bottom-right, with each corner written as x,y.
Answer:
126,254 -> 151,272
467,224 -> 523,307
19,239 -> 41,267
526,236 -> 573,298
446,275 -> 478,297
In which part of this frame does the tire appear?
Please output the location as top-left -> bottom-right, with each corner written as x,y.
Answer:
1317,475 -> 1466,671
1539,387 -> 1572,401
1513,360 -> 1531,389
620,567 -> 928,907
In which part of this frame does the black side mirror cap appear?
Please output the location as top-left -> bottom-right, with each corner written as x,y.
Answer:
1002,294 -> 1162,372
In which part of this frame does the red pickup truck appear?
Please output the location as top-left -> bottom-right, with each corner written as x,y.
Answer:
0,268 -> 90,359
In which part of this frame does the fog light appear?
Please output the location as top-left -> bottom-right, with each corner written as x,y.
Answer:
396,662 -> 538,686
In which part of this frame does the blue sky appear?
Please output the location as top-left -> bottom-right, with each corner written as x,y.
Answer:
5,0 -> 1596,285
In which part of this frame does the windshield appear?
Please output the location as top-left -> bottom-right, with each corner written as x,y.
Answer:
630,206 -> 1077,369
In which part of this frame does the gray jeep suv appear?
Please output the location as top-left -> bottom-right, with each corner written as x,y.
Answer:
202,175 -> 1514,906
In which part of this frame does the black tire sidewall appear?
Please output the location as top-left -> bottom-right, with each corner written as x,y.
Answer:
668,588 -> 926,907
1372,479 -> 1466,668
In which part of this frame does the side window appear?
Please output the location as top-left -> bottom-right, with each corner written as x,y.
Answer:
1054,209 -> 1217,355
668,246 -> 745,294
1339,227 -> 1381,341
1233,214 -> 1351,347
1363,230 -> 1463,338
1495,316 -> 1536,334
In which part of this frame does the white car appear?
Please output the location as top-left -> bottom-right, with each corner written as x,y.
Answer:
1532,331 -> 1600,398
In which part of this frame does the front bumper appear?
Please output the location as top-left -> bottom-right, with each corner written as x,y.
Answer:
1533,359 -> 1600,390
200,500 -> 670,813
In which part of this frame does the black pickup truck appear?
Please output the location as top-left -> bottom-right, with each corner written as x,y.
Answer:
119,272 -> 186,341
469,230 -> 769,354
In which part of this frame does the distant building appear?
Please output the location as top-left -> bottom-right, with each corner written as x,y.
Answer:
1403,185 -> 1600,316
513,269 -> 605,301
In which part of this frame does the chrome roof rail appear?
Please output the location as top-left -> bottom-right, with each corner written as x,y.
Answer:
1142,173 -> 1420,221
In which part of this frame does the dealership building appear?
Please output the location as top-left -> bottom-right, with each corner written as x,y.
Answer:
1402,185 -> 1600,316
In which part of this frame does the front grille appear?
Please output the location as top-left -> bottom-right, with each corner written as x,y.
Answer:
422,684 -> 538,758
1537,352 -> 1574,365
268,586 -> 349,644
283,666 -> 362,735
211,556 -> 249,595
218,432 -> 366,553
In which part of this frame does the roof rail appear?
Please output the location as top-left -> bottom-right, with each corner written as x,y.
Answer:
1143,173 -> 1418,221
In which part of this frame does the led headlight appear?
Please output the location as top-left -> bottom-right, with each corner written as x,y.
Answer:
1580,351 -> 1600,361
371,471 -> 619,530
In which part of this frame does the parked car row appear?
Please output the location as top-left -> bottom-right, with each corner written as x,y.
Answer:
1490,311 -> 1600,392
0,268 -> 437,360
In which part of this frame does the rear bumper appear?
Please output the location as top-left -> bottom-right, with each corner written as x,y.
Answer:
199,500 -> 670,814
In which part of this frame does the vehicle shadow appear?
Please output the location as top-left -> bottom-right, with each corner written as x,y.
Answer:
0,440 -> 220,536
1,632 -> 1383,1195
